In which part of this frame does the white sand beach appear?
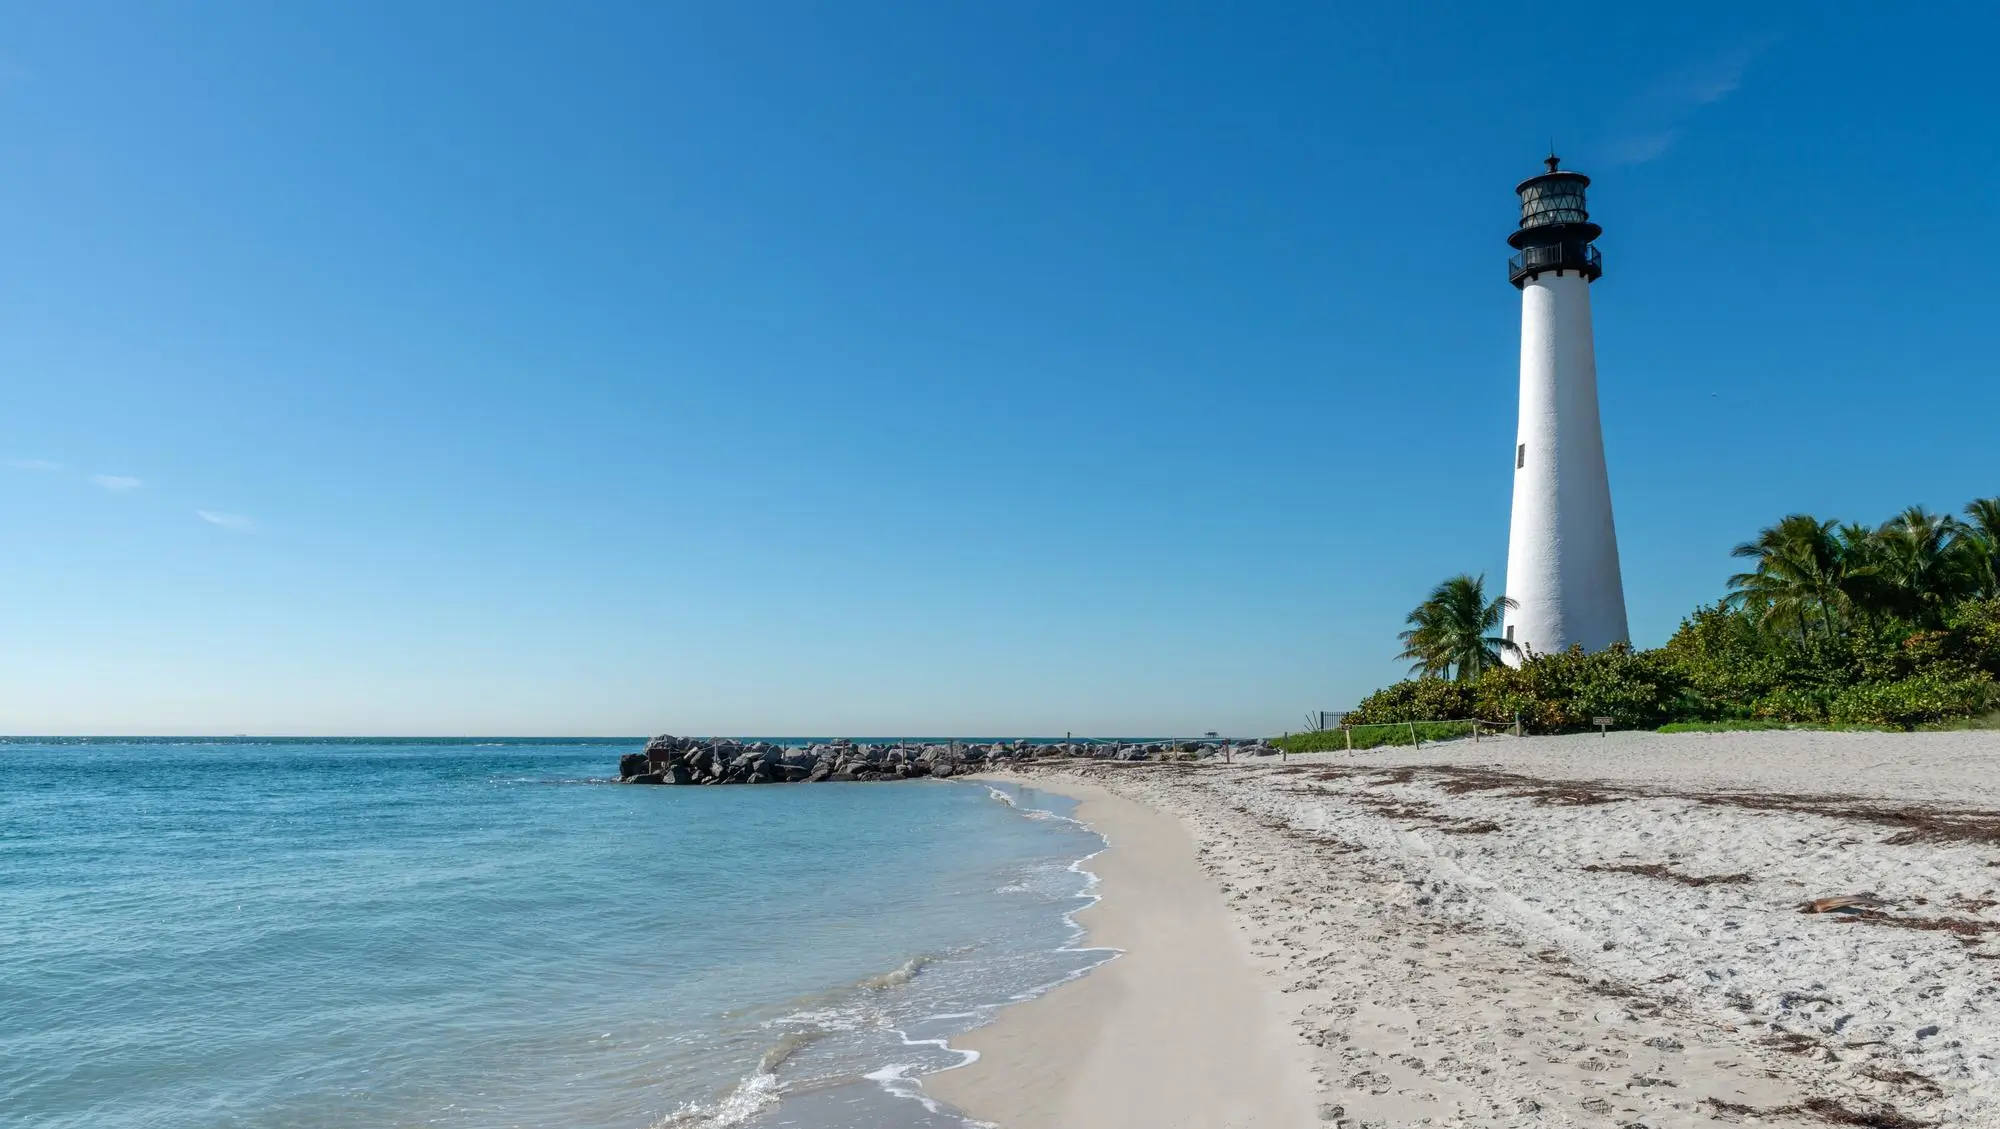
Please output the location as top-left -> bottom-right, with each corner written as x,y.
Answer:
924,781 -> 1321,1128
936,730 -> 2000,1128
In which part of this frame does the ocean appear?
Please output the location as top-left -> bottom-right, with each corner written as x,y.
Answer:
0,739 -> 1109,1129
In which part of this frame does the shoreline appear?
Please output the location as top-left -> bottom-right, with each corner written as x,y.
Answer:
937,730 -> 1999,1128
924,777 -> 1322,1127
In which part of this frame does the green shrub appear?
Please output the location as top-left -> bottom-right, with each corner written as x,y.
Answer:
1272,721 -> 1476,753
1332,598 -> 1999,738
1470,643 -> 1681,732
1658,604 -> 1790,708
1751,685 -> 1832,723
1345,499 -> 2000,737
1945,597 -> 2000,675
1826,673 -> 1997,729
1346,679 -> 1476,725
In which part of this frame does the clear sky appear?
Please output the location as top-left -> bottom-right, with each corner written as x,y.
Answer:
2,3 -> 1995,736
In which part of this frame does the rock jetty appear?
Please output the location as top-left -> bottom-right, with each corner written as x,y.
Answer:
617,735 -> 1280,785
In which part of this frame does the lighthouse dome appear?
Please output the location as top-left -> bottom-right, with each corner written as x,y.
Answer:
1506,156 -> 1602,277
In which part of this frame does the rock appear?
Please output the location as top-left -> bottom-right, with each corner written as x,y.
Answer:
619,736 -> 1027,785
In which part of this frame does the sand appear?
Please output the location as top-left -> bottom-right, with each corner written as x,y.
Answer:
936,730 -> 2000,1128
923,781 -> 1321,1128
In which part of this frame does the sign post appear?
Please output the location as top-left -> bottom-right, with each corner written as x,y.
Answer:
1594,716 -> 1614,737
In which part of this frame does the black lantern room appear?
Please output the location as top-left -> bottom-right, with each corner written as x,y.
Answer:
1507,155 -> 1602,288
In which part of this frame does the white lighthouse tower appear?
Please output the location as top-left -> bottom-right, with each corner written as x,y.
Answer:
1501,155 -> 1629,663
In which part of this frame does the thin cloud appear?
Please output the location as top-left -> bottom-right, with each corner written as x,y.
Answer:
197,510 -> 257,531
89,474 -> 145,491
5,458 -> 65,472
1604,130 -> 1681,167
1602,35 -> 1778,167
1661,36 -> 1776,107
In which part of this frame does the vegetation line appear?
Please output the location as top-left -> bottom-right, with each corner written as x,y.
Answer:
1343,498 -> 2000,734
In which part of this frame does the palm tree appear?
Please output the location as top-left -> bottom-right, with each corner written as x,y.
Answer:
1873,505 -> 1977,626
1727,514 -> 1845,645
1833,521 -> 1890,624
1964,497 -> 2000,600
1398,574 -> 1517,680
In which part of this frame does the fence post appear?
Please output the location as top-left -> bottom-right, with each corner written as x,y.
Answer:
1345,725 -> 1353,752
1514,711 -> 1522,738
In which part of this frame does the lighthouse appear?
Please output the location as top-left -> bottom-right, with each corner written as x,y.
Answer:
1500,155 -> 1629,663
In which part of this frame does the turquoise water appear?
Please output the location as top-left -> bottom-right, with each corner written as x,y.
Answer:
0,741 -> 1106,1128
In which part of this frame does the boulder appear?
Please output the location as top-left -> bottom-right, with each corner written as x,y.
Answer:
619,753 -> 650,779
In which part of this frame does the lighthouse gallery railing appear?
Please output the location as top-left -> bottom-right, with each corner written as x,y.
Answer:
1507,242 -> 1601,285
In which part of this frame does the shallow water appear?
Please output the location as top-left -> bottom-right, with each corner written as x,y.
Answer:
0,740 -> 1105,1128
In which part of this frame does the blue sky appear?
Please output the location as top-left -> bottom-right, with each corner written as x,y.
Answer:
2,3 -> 1995,736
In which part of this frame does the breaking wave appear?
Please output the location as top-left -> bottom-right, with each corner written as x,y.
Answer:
859,953 -> 936,991
653,1070 -> 782,1128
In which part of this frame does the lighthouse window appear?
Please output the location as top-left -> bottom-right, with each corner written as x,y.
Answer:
1520,180 -> 1588,227
1516,443 -> 1525,469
